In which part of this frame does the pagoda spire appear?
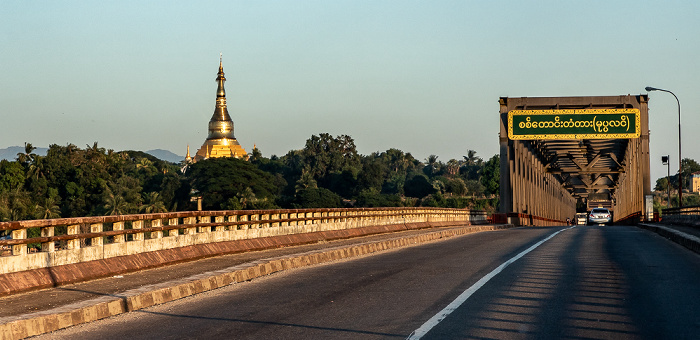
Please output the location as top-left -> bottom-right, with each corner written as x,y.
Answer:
207,55 -> 234,140
192,56 -> 247,162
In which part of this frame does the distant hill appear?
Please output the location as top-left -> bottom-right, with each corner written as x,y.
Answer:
145,149 -> 184,163
0,146 -> 48,161
0,146 -> 182,163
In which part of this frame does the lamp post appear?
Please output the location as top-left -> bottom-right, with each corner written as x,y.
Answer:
646,86 -> 682,208
662,155 -> 670,208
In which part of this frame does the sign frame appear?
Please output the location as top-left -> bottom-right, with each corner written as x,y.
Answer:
507,108 -> 641,140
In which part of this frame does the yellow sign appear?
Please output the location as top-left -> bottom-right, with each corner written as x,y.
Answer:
508,109 -> 640,140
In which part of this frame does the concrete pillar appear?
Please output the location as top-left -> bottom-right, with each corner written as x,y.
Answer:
41,226 -> 54,252
132,220 -> 144,241
214,216 -> 225,232
90,223 -> 103,246
239,214 -> 248,230
198,216 -> 211,233
113,222 -> 125,243
185,216 -> 197,235
11,228 -> 26,255
168,218 -> 179,237
66,225 -> 80,250
151,219 -> 163,238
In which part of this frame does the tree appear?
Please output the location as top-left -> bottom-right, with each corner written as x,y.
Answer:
34,188 -> 61,219
104,190 -> 128,215
424,155 -> 439,176
249,146 -> 263,163
140,192 -> 168,213
481,155 -> 500,196
16,142 -> 36,166
681,158 -> 700,190
445,159 -> 460,177
293,187 -> 343,208
302,133 -> 361,182
405,175 -> 435,198
187,157 -> 279,210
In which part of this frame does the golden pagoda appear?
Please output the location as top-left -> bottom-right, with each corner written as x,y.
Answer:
192,56 -> 247,162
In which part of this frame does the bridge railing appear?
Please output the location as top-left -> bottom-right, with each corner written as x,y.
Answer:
0,207 -> 486,274
660,205 -> 700,226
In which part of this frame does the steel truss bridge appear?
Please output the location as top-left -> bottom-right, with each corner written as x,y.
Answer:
498,95 -> 651,223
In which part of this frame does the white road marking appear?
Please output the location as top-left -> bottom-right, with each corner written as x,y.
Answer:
406,226 -> 575,339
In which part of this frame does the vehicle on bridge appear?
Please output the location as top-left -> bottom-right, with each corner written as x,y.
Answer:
588,208 -> 612,225
575,212 -> 588,225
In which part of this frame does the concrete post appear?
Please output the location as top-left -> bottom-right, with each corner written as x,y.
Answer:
67,225 -> 80,250
214,216 -> 224,232
151,219 -> 163,238
132,220 -> 144,241
185,216 -> 197,235
90,223 -> 103,246
198,216 -> 211,233
168,218 -> 179,237
113,222 -> 125,243
41,226 -> 54,252
11,228 -> 26,255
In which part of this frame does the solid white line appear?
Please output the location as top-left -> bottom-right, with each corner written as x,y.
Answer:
406,226 -> 575,339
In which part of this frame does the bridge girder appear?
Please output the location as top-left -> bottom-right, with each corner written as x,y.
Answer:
499,95 -> 651,222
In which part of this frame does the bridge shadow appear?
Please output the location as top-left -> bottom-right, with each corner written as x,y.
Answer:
426,226 -> 644,339
133,309 -> 405,338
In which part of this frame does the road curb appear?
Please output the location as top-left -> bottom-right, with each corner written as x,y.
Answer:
0,224 -> 513,339
638,223 -> 700,254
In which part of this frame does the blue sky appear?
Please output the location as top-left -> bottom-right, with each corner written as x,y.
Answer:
1,1 -> 698,181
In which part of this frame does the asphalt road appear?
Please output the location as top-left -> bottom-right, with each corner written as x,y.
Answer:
36,225 -> 700,339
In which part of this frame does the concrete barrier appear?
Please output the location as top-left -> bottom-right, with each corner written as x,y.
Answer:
0,208 -> 488,295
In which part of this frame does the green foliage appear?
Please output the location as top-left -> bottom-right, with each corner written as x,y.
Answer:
293,187 -> 343,208
480,155 -> 500,195
355,188 -> 402,207
404,175 -> 435,198
0,135 -> 509,220
186,157 -> 279,210
655,177 -> 669,192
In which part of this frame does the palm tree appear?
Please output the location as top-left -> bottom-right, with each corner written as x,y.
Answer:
237,187 -> 256,209
139,192 -> 168,213
104,192 -> 128,215
35,194 -> 61,219
446,159 -> 460,177
295,168 -> 318,193
16,142 -> 36,165
425,154 -> 439,176
463,150 -> 480,166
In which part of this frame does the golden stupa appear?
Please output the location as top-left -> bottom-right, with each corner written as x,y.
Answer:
191,56 -> 247,162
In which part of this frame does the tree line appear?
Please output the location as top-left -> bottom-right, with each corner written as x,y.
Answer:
0,134 -> 500,222
653,157 -> 700,208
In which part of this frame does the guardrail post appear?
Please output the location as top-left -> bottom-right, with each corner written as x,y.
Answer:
239,214 -> 248,230
226,215 -> 236,230
214,216 -> 224,232
113,222 -> 125,243
90,223 -> 103,246
168,218 -> 179,236
198,216 -> 211,233
151,219 -> 163,238
185,216 -> 197,235
41,226 -> 54,252
11,228 -> 27,255
67,225 -> 80,250
133,220 -> 144,241
251,214 -> 259,229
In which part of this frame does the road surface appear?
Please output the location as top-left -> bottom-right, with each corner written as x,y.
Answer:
36,225 -> 700,339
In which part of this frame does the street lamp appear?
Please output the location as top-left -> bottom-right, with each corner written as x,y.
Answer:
662,155 -> 670,208
646,86 -> 682,208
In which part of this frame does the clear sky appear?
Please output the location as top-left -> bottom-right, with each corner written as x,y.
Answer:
1,0 -> 698,182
